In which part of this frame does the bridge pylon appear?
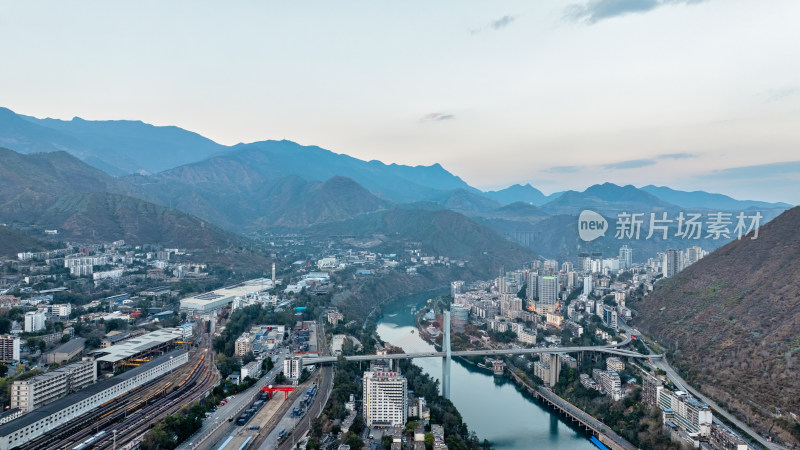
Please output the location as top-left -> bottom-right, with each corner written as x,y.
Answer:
442,311 -> 451,399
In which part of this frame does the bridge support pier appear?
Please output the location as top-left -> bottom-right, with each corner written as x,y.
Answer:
442,311 -> 451,399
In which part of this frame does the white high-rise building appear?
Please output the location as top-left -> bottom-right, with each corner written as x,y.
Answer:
450,280 -> 465,298
583,276 -> 593,296
362,369 -> 408,427
663,249 -> 682,278
537,276 -> 558,314
619,245 -> 633,270
283,357 -> 303,381
45,304 -> 72,318
24,312 -> 46,333
685,246 -> 705,267
0,335 -> 21,362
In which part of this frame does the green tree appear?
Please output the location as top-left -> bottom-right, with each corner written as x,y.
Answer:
350,415 -> 365,434
0,318 -> 11,334
382,434 -> 393,449
345,433 -> 363,449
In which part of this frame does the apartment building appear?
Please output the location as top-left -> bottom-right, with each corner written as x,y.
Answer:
362,369 -> 408,427
0,336 -> 20,362
10,360 -> 96,413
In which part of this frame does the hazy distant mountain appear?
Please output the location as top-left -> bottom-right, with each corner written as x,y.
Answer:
640,185 -> 793,210
478,182 -> 788,261
541,183 -> 677,216
0,148 -> 244,248
483,183 -> 560,206
517,213 -> 736,262
121,140 -> 481,230
489,201 -> 549,218
425,189 -> 503,213
633,206 -> 800,446
0,107 -> 227,175
0,108 -> 87,157
309,208 -> 536,274
136,139 -> 474,204
259,176 -> 389,229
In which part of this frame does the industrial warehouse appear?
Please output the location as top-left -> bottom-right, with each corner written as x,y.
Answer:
179,278 -> 274,313
90,327 -> 191,373
0,351 -> 188,450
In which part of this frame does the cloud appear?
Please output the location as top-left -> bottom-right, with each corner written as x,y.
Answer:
763,87 -> 799,102
657,152 -> 697,159
603,159 -> 657,170
490,15 -> 517,30
470,14 -> 518,35
703,161 -> 800,180
546,165 -> 585,173
565,0 -> 705,25
420,112 -> 454,122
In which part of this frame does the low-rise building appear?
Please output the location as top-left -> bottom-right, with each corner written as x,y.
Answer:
516,328 -> 536,346
592,369 -> 622,401
709,423 -> 747,450
656,387 -> 713,439
580,373 -> 599,390
533,354 -> 560,387
606,357 -> 624,373
10,360 -> 96,413
235,333 -> 251,357
43,338 -> 86,365
241,361 -> 262,380
326,310 -> 344,326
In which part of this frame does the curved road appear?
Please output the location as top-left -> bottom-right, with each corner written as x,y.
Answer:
619,321 -> 784,450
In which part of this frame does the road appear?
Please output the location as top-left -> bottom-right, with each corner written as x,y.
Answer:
305,339 -> 648,364
618,321 -> 784,450
268,316 -> 333,449
177,354 -> 285,450
271,365 -> 333,450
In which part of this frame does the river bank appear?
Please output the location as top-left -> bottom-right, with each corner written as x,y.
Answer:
377,292 -> 594,449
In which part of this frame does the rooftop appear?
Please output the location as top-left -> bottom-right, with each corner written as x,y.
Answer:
179,278 -> 271,307
91,328 -> 181,363
0,350 -> 187,435
47,337 -> 86,355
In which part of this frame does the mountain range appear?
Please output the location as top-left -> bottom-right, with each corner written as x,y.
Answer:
0,148 -> 246,249
0,107 -> 793,262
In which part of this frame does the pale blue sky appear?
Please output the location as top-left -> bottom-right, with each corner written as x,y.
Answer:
1,1 -> 798,203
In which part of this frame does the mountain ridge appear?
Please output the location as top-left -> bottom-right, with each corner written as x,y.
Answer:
0,148 -> 246,249
632,206 -> 800,445
641,184 -> 792,210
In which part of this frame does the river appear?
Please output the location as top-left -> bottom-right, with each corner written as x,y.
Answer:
376,291 -> 594,449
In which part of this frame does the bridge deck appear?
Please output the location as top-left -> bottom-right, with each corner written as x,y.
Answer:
304,345 -> 661,364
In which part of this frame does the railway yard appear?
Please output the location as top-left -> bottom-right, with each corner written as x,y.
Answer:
0,316 -> 334,450
15,339 -> 218,450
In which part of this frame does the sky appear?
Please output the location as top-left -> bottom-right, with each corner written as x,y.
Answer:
1,0 -> 799,203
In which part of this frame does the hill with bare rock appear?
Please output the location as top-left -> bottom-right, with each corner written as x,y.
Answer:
0,148 -> 248,249
0,226 -> 60,257
632,206 -> 800,445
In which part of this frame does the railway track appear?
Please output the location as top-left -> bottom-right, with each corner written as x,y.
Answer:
91,350 -> 217,449
18,348 -> 214,450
